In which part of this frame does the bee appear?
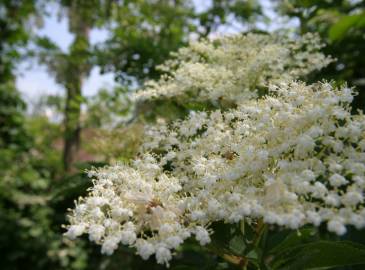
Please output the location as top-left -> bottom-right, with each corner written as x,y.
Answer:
146,198 -> 163,214
223,151 -> 236,160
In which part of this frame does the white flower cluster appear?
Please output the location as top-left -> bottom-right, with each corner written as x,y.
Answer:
67,82 -> 365,265
65,161 -> 195,266
135,33 -> 333,105
66,33 -> 364,266
142,82 -> 365,237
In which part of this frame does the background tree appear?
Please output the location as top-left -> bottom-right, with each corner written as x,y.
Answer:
38,0 -> 112,171
97,0 -> 262,84
277,0 -> 365,111
39,0 -> 262,172
0,0 -> 40,85
0,2 -> 81,269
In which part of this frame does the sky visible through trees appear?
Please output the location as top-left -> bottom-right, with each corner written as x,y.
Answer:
16,0 -> 297,107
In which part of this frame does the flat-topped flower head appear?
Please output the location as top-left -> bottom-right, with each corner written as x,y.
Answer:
66,32 -> 364,267
135,33 -> 333,106
67,82 -> 365,266
65,157 -> 201,266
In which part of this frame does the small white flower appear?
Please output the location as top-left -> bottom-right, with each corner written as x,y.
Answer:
191,210 -> 206,221
75,204 -> 87,216
90,207 -> 104,219
89,224 -> 105,242
159,224 -> 174,235
155,246 -> 172,266
101,236 -> 120,255
327,219 -> 347,235
111,207 -> 132,220
329,174 -> 348,187
295,135 -> 315,158
65,224 -> 86,240
306,211 -> 322,226
325,194 -> 341,207
89,196 -> 108,206
350,214 -> 365,229
342,191 -> 363,206
301,169 -> 316,181
137,241 -> 155,260
195,226 -> 210,245
120,230 -> 136,245
165,236 -> 183,249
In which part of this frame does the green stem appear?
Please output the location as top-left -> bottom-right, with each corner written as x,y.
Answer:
207,245 -> 248,268
253,219 -> 266,247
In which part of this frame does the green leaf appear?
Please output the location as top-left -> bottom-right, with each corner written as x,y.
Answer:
268,227 -> 318,255
209,221 -> 249,256
329,13 -> 365,41
270,240 -> 365,270
229,234 -> 246,256
171,265 -> 198,270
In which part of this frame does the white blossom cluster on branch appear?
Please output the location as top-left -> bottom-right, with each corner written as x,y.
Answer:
135,33 -> 333,105
65,33 -> 364,267
142,82 -> 365,236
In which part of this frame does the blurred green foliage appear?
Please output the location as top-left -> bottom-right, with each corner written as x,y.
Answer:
97,0 -> 262,84
0,1 -> 87,269
0,0 -> 41,84
0,1 -> 261,269
85,87 -> 133,128
278,0 -> 365,111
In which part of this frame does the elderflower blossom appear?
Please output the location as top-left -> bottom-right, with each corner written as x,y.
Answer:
66,156 -> 198,267
135,33 -> 332,105
66,82 -> 365,265
142,82 -> 365,234
66,33 -> 364,266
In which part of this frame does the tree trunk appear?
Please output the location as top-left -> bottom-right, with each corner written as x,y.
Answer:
63,82 -> 82,171
62,16 -> 90,172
